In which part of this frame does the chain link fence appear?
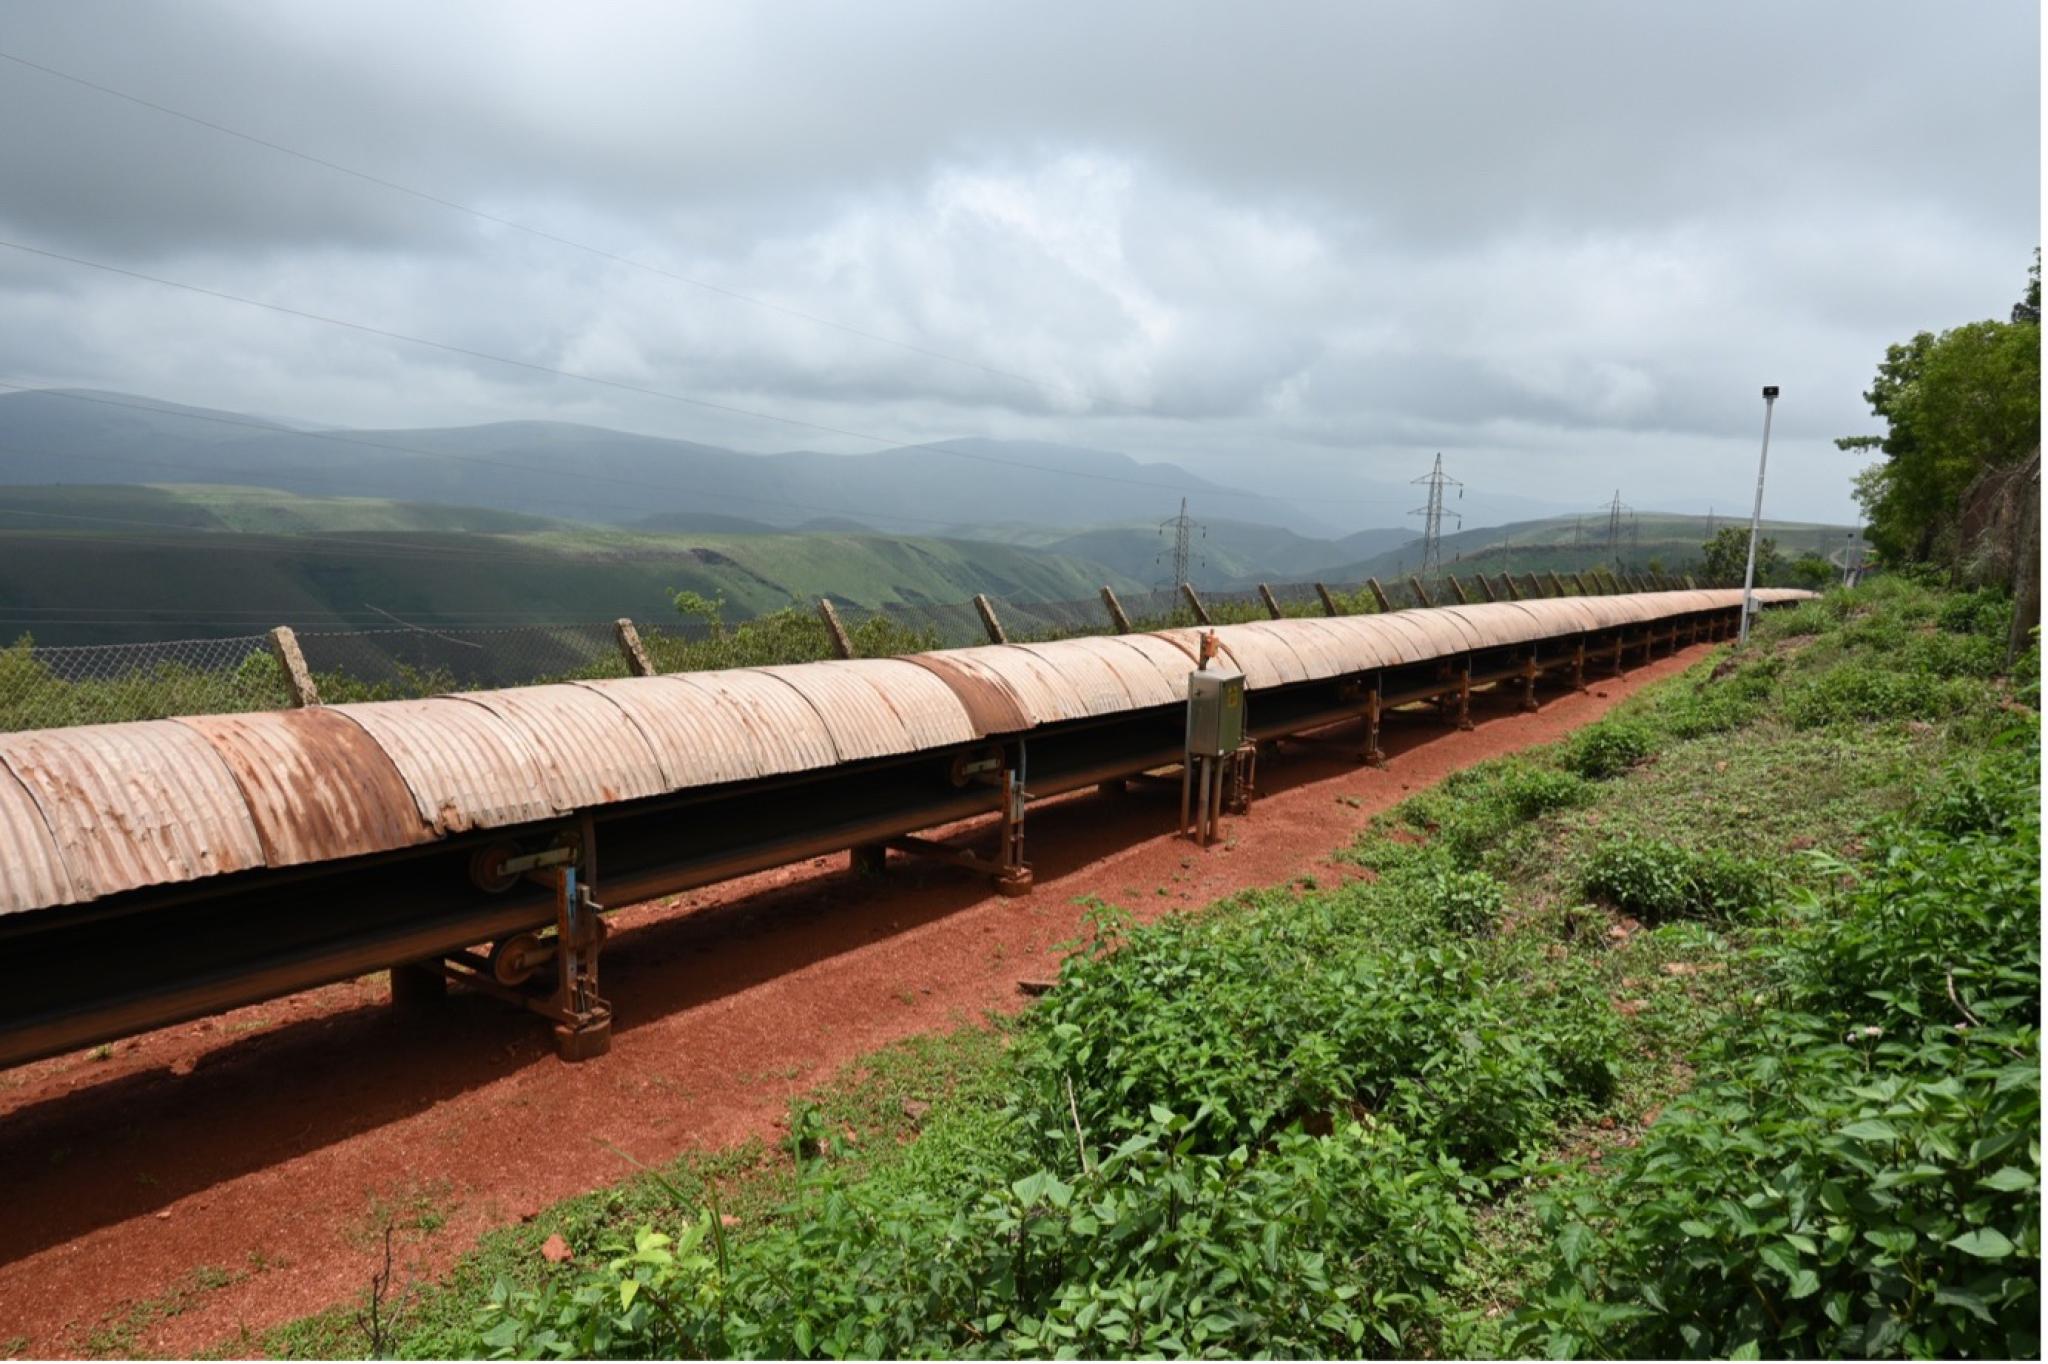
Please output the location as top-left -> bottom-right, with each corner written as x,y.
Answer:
0,566 -> 1697,733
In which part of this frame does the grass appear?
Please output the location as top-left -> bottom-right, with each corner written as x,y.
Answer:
230,577 -> 2032,1358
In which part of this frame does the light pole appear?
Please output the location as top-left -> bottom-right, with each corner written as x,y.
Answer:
1737,385 -> 1779,646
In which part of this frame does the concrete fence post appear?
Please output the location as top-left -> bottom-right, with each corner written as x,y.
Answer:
1180,582 -> 1213,626
1100,585 -> 1132,634
1314,582 -> 1340,616
613,618 -> 657,676
1257,583 -> 1284,619
268,626 -> 320,707
1407,576 -> 1433,608
973,593 -> 1009,645
1367,578 -> 1394,612
817,599 -> 855,658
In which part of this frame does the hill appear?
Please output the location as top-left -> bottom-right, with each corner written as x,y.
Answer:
0,486 -> 1146,646
0,387 -> 1345,536
955,518 -> 1416,588
1330,512 -> 1860,582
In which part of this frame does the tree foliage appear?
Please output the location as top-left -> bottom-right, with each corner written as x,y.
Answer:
1839,258 -> 2041,566
1699,526 -> 1780,585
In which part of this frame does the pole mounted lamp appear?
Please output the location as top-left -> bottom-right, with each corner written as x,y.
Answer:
1737,385 -> 1779,646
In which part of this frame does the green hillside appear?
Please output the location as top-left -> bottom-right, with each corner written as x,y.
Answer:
1334,512 -> 1861,583
0,485 -> 1143,646
947,518 -> 1414,588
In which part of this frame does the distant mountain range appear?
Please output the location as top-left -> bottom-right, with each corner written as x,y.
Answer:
0,387 -> 1350,537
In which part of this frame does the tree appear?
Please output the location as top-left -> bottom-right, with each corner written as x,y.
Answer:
1838,255 -> 2041,566
1700,526 -> 1778,585
1785,553 -> 1835,591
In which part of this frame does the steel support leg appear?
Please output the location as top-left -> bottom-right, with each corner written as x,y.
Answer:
1362,686 -> 1386,767
1521,653 -> 1540,711
849,842 -> 888,876
548,851 -> 612,1062
1456,658 -> 1474,730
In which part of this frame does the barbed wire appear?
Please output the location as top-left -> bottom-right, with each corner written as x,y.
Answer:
0,567 -> 1712,733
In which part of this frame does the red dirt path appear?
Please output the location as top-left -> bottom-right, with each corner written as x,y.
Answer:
0,648 -> 1709,1356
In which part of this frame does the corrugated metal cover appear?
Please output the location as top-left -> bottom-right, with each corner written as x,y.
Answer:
457,684 -> 667,808
666,670 -> 840,775
1441,604 -> 1541,650
0,761 -> 75,914
1403,611 -> 1479,655
1237,621 -> 1344,679
1310,616 -> 1406,672
1210,623 -> 1308,688
334,698 -> 558,834
177,709 -> 431,868
747,665 -> 916,762
1106,633 -> 1205,697
1019,630 -> 1171,704
1012,640 -> 1144,714
1523,599 -> 1600,636
1328,615 -> 1423,667
924,645 -> 1091,726
570,677 -> 760,789
573,676 -> 797,788
753,661 -> 976,758
0,721 -> 266,900
901,654 -> 1032,736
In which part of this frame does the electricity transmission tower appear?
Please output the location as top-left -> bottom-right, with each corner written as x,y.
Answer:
1601,490 -> 1634,570
1157,498 -> 1204,586
1408,453 -> 1463,578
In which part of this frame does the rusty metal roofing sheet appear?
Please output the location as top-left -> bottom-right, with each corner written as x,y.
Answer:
176,709 -> 431,869
571,677 -> 757,789
1392,611 -> 1475,657
919,645 -> 1091,726
1418,608 -> 1488,652
457,684 -> 667,808
1310,616 -> 1410,671
0,761 -> 75,914
1441,604 -> 1534,650
332,698 -> 558,834
900,654 -> 1032,736
0,721 -> 266,901
664,669 -> 839,776
1338,614 -> 1432,666
1237,621 -> 1344,680
1210,623 -> 1308,688
1523,598 -> 1601,635
750,661 -> 976,760
1010,639 -> 1142,714
1105,633 -> 1203,697
746,665 -> 913,762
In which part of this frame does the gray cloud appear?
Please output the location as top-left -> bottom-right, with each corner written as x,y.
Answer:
0,0 -> 2036,527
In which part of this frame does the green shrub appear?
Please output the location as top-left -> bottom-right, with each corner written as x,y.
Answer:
477,1114 -> 1477,1360
1564,720 -> 1654,779
1936,588 -> 2011,639
1580,837 -> 1773,921
1422,866 -> 1505,935
1518,1024 -> 2040,1360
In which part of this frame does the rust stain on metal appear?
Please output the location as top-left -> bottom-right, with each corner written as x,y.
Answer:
0,721 -> 266,901
901,654 -> 1032,737
176,709 -> 431,868
0,759 -> 76,914
458,684 -> 667,809
921,645 -> 1090,726
576,676 -> 786,788
332,698 -> 558,834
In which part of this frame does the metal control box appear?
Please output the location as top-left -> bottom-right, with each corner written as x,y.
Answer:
1185,667 -> 1246,758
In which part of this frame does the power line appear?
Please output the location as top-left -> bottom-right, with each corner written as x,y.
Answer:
0,45 -> 1156,418
0,242 -> 1413,512
1407,452 -> 1462,578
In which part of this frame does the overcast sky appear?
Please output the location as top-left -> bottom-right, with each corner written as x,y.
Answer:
0,1 -> 2037,528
